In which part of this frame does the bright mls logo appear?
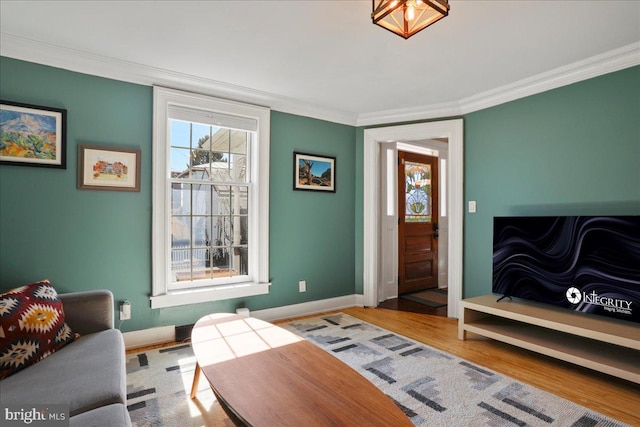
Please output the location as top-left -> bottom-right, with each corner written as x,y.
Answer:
566,287 -> 582,304
2,405 -> 68,426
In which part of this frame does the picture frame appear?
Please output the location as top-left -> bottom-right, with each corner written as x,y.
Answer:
0,100 -> 67,169
293,151 -> 336,192
78,144 -> 141,192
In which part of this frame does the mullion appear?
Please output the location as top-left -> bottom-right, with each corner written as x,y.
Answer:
189,183 -> 194,281
209,184 -> 214,279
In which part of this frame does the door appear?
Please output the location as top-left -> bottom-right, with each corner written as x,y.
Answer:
398,151 -> 438,295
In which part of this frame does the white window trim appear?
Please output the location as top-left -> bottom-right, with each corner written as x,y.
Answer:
151,86 -> 270,309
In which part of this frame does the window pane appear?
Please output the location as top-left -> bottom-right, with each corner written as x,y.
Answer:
230,154 -> 247,182
171,184 -> 191,215
239,215 -> 248,245
171,216 -> 191,248
211,153 -> 247,182
229,216 -> 248,247
213,216 -> 233,247
170,148 -> 191,178
170,120 -> 191,148
191,247 -> 209,280
192,216 -> 211,248
211,247 -> 230,273
211,128 -> 230,153
212,185 -> 231,216
171,249 -> 191,282
405,161 -> 432,223
211,152 -> 231,181
191,150 -> 212,181
230,186 -> 248,215
231,131 -> 248,155
232,247 -> 248,276
191,123 -> 211,149
192,185 -> 211,216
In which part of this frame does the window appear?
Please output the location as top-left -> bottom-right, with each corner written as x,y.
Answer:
151,87 -> 270,309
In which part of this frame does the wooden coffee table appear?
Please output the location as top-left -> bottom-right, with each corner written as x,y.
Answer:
190,313 -> 412,426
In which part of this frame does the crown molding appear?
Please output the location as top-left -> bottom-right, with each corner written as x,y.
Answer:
356,101 -> 462,127
2,32 -> 638,128
356,42 -> 639,126
0,32 -> 358,126
458,42 -> 640,115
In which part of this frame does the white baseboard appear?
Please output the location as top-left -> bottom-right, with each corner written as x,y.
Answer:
253,294 -> 363,322
122,325 -> 176,350
122,294 -> 363,350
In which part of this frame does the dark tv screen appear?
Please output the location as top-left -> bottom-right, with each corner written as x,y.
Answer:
492,216 -> 640,324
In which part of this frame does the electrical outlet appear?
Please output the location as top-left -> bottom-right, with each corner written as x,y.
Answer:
120,301 -> 131,321
299,280 -> 306,292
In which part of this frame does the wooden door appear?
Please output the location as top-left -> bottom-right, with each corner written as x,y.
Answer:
398,151 -> 438,295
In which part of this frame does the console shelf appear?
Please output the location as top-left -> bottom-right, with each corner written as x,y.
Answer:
459,295 -> 640,384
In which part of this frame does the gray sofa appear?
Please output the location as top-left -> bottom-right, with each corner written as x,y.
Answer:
0,290 -> 131,427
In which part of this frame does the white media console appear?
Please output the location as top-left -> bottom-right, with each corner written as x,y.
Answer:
458,295 -> 640,384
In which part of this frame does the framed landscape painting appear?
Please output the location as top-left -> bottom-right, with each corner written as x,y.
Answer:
293,151 -> 336,192
78,144 -> 141,192
0,100 -> 67,169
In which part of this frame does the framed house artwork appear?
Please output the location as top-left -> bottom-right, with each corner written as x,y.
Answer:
0,100 -> 67,169
293,151 -> 336,192
78,144 -> 141,192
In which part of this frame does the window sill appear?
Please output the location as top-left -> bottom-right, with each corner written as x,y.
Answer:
150,282 -> 271,309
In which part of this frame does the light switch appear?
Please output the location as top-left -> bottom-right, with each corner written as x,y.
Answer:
468,201 -> 477,213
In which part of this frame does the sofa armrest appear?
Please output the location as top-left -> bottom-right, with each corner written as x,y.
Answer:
59,290 -> 115,335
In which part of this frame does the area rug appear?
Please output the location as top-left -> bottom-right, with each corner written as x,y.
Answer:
282,313 -> 630,426
126,313 -> 630,427
126,343 -> 233,427
401,288 -> 448,307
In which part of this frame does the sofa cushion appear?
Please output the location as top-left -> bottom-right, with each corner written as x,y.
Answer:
0,280 -> 77,379
0,328 -> 126,416
69,403 -> 131,427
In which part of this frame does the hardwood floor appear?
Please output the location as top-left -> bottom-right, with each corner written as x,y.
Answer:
377,296 -> 448,316
130,306 -> 639,426
335,306 -> 639,426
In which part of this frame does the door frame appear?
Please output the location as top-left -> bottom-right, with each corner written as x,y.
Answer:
363,119 -> 464,318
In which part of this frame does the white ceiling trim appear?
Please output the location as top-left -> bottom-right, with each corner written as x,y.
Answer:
356,42 -> 640,127
458,42 -> 640,115
1,33 -> 638,128
357,100 -> 463,128
0,32 -> 358,126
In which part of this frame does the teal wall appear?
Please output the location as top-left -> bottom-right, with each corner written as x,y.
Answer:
270,112 -> 355,305
2,56 -> 638,330
462,66 -> 640,297
0,57 -> 356,331
355,66 -> 640,300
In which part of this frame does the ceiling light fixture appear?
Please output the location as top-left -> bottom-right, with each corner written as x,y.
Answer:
372,0 -> 449,39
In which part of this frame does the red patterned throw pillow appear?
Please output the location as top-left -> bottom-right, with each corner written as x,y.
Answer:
0,280 -> 77,379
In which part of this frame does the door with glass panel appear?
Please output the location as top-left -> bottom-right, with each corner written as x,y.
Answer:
398,151 -> 438,295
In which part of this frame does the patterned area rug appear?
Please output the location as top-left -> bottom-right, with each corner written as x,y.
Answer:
126,313 -> 629,427
283,313 -> 629,427
126,344 -> 233,427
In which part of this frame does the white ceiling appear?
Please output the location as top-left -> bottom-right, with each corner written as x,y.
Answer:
1,1 -> 639,125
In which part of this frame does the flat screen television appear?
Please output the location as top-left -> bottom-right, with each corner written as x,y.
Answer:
492,215 -> 640,324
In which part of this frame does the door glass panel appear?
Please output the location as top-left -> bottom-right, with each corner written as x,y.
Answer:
405,161 -> 431,223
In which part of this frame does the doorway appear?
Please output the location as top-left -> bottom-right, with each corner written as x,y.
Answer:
362,119 -> 464,319
398,150 -> 439,295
